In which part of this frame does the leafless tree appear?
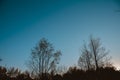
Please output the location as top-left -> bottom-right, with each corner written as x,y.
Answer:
78,43 -> 93,70
78,36 -> 111,70
27,38 -> 62,79
89,36 -> 109,69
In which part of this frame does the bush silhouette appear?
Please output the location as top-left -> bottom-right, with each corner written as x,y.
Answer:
0,66 -> 120,80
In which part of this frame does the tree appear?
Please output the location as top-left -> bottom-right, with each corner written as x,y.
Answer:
78,43 -> 93,70
89,36 -> 110,69
78,36 -> 111,70
27,38 -> 62,79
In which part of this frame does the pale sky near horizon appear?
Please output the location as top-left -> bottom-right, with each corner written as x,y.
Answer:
0,0 -> 120,71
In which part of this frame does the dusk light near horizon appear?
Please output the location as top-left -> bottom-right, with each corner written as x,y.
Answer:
0,0 -> 120,71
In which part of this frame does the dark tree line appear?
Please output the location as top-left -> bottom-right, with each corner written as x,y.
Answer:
0,36 -> 120,80
0,66 -> 120,80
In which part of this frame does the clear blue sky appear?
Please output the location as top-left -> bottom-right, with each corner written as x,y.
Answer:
0,0 -> 120,70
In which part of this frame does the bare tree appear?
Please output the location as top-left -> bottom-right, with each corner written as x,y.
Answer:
89,36 -> 109,69
78,43 -> 93,70
78,36 -> 111,70
27,38 -> 62,79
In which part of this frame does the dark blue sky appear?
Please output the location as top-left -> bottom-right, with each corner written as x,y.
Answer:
0,0 -> 120,70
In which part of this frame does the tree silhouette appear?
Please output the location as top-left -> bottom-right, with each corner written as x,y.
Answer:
27,38 -> 62,79
52,74 -> 62,80
78,36 -> 111,70
89,36 -> 110,69
78,43 -> 93,70
0,65 -> 119,80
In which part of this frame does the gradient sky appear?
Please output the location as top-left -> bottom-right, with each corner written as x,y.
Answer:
0,0 -> 120,71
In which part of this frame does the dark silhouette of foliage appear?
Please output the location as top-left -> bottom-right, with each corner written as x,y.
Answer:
62,66 -> 120,80
16,73 -> 33,80
0,64 -> 120,80
63,67 -> 85,80
0,66 -> 8,80
52,74 -> 62,80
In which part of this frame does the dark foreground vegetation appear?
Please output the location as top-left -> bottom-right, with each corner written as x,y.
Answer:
1,36 -> 120,80
0,66 -> 120,80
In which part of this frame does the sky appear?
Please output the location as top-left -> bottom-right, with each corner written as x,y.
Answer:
0,0 -> 120,71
